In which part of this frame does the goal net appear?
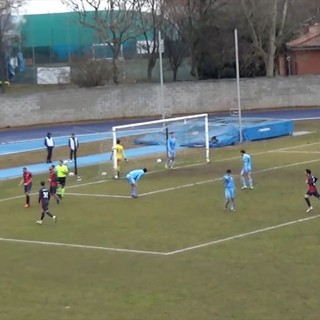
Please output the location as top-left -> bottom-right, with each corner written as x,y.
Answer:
108,114 -> 210,178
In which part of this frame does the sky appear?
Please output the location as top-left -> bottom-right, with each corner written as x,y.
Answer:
21,0 -> 71,15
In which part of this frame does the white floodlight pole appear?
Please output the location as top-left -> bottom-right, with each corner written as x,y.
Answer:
234,29 -> 243,143
158,30 -> 165,120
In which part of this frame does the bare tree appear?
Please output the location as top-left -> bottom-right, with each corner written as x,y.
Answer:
63,0 -> 144,84
0,0 -> 24,92
240,0 -> 289,77
135,0 -> 164,81
162,21 -> 188,81
163,0 -> 226,79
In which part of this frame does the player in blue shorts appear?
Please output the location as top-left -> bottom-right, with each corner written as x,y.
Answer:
126,168 -> 147,198
166,132 -> 176,169
240,149 -> 253,189
223,169 -> 236,211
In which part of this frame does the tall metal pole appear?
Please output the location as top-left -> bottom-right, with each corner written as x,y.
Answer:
158,30 -> 165,120
234,29 -> 243,143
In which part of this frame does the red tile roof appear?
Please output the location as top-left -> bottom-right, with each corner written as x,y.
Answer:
287,24 -> 320,49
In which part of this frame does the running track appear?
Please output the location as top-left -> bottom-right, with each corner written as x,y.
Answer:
0,108 -> 319,180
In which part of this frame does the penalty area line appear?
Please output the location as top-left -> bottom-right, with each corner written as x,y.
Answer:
0,238 -> 167,256
67,192 -> 130,199
166,214 -> 320,255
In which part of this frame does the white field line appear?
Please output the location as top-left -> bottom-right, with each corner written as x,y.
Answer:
67,192 -> 130,199
166,215 -> 320,255
274,151 -> 320,154
139,157 -> 320,197
2,147 -> 320,203
0,179 -> 108,203
293,117 -> 320,121
199,141 -> 320,165
65,157 -> 320,199
0,215 -> 318,256
0,237 -> 167,256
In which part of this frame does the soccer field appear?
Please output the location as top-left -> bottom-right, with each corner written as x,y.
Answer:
1,120 -> 320,320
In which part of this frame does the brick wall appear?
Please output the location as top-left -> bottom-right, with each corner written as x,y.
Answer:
1,75 -> 320,128
294,51 -> 320,75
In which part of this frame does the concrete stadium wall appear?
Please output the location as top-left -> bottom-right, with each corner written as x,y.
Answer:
1,75 -> 320,128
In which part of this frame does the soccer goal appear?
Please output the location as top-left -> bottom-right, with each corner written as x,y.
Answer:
111,113 -> 210,172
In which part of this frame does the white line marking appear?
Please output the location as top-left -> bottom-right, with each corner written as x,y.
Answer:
274,151 -> 320,154
0,195 -> 26,202
0,179 -> 108,203
0,237 -> 167,256
0,215 -> 318,256
293,117 -> 320,121
166,215 -> 320,255
3,155 -> 320,203
67,192 -> 130,199
139,158 -> 320,197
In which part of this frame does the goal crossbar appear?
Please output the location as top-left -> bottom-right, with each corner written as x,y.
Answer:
111,114 -> 210,170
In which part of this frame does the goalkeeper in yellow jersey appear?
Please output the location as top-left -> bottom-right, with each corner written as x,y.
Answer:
110,139 -> 127,179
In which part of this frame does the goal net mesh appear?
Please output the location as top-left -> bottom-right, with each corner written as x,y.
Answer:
101,114 -> 210,178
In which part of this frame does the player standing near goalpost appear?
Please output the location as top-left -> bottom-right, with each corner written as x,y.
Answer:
110,139 -> 127,179
166,132 -> 176,169
240,149 -> 253,189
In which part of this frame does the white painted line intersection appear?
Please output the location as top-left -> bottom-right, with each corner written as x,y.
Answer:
1,141 -> 320,255
0,215 -> 319,256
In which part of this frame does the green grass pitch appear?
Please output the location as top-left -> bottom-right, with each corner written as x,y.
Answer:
1,120 -> 320,320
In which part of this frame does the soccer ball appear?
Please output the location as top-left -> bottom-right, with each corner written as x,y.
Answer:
68,172 -> 75,176
63,160 -> 69,165
114,174 -> 119,179
156,158 -> 162,163
101,171 -> 107,176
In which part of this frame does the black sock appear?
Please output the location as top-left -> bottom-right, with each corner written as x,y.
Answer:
305,198 -> 311,206
40,212 -> 45,220
46,211 -> 53,218
26,195 -> 30,205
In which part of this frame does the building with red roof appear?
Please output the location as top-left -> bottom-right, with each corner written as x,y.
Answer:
284,24 -> 320,75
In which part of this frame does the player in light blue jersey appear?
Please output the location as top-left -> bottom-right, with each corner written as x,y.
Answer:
166,132 -> 177,169
126,168 -> 148,198
240,149 -> 253,189
223,169 -> 236,211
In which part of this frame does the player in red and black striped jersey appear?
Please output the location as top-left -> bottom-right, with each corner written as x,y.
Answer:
48,165 -> 60,204
19,167 -> 32,208
304,169 -> 320,213
36,181 -> 57,225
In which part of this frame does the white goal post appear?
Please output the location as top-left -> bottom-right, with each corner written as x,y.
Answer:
111,113 -> 210,171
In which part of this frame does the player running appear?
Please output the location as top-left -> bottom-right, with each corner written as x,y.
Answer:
126,168 -> 147,198
19,167 -> 32,208
166,132 -> 176,169
48,165 -> 60,204
304,168 -> 320,213
36,181 -> 57,225
223,169 -> 236,212
110,139 -> 127,179
240,149 -> 253,189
